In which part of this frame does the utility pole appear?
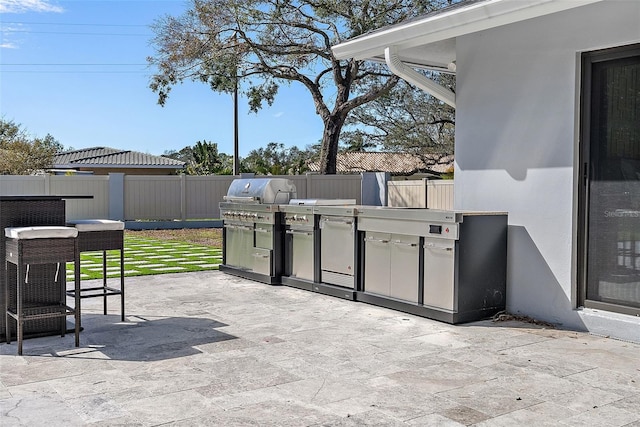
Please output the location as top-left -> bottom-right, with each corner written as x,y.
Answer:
232,33 -> 240,176
233,73 -> 239,175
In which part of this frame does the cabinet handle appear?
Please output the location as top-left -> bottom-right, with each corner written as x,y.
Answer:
364,237 -> 389,243
392,240 -> 417,247
254,228 -> 271,234
224,224 -> 254,231
286,230 -> 314,236
425,244 -> 453,251
321,218 -> 353,225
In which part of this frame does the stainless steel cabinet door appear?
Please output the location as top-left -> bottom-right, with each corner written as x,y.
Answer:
364,232 -> 391,296
423,239 -> 455,310
225,224 -> 254,269
320,217 -> 355,275
290,230 -> 314,281
390,235 -> 420,303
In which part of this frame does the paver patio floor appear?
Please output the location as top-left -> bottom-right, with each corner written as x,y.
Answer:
1,271 -> 639,426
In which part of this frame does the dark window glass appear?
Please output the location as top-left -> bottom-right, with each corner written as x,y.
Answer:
585,46 -> 640,308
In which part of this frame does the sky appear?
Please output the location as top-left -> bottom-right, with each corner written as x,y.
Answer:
0,0 -> 325,157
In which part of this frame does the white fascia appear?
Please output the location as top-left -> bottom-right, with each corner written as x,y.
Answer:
333,0 -> 603,62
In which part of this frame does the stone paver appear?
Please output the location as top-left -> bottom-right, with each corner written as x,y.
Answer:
1,270 -> 639,426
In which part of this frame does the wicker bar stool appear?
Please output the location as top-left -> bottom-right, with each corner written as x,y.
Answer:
5,226 -> 80,355
66,220 -> 124,322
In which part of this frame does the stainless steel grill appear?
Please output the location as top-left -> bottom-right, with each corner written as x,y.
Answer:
220,178 -> 297,284
224,178 -> 296,204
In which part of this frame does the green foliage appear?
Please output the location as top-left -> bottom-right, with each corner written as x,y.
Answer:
441,165 -> 454,180
340,133 -> 377,153
164,141 -> 233,175
241,142 -> 312,175
163,146 -> 194,164
148,0 -> 460,174
0,118 -> 61,175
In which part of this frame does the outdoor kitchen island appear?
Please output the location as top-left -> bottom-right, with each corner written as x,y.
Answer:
219,178 -> 508,324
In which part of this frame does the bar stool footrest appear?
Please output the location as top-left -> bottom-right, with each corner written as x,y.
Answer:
7,303 -> 76,321
67,287 -> 122,298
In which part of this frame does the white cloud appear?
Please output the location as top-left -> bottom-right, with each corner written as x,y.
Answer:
1,23 -> 25,49
0,0 -> 64,13
273,112 -> 284,118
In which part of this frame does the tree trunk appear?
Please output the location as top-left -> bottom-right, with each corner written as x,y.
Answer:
319,114 -> 344,175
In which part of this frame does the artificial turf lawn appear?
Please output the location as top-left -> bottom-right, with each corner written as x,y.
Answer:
67,234 -> 222,280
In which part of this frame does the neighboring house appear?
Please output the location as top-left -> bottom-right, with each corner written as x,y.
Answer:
333,0 -> 640,342
307,152 -> 453,176
52,147 -> 185,175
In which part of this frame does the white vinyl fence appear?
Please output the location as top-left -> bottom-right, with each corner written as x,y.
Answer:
1,173 -> 453,227
0,173 -> 374,224
0,175 -> 110,220
387,179 -> 454,210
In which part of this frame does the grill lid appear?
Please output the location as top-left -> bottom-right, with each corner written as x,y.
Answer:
224,178 -> 297,204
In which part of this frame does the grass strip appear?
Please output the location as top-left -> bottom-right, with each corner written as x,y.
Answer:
67,234 -> 222,280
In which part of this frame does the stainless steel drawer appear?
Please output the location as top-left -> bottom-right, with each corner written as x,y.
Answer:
252,247 -> 272,276
254,224 -> 273,249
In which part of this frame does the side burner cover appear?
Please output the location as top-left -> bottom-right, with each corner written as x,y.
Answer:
289,199 -> 356,206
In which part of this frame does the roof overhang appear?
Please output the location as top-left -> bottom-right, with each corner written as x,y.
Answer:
332,0 -> 604,71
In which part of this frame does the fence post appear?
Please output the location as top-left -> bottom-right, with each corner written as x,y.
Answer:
361,172 -> 389,206
109,173 -> 125,221
181,174 -> 187,221
306,173 -> 313,199
43,174 -> 51,195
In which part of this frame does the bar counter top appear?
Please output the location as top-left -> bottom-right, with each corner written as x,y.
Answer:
0,195 -> 92,201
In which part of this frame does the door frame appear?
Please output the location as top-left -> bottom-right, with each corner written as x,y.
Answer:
577,43 -> 640,316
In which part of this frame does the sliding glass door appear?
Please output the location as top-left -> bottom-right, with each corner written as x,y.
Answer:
581,44 -> 640,314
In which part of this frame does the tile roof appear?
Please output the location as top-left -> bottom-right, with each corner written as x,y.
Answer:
307,152 -> 453,175
53,147 -> 185,169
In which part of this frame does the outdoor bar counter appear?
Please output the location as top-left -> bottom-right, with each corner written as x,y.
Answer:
0,195 -> 86,341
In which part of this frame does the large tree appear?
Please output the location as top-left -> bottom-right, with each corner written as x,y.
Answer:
0,118 -> 62,175
342,74 -> 455,167
148,0 -> 457,174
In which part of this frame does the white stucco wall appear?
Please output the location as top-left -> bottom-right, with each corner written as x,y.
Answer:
455,1 -> 640,332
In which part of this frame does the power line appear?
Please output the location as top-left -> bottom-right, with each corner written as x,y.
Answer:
2,21 -> 150,27
1,63 -> 148,66
2,30 -> 150,36
0,70 -> 150,74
